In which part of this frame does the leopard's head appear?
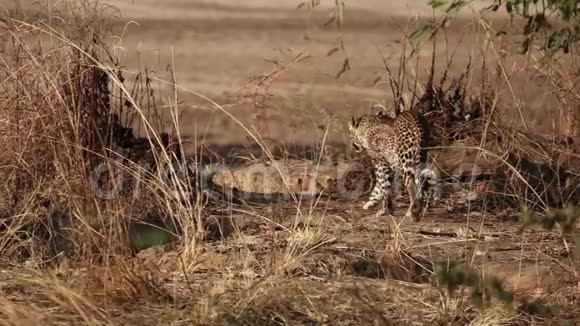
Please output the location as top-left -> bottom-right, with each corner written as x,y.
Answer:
348,115 -> 365,153
349,111 -> 392,153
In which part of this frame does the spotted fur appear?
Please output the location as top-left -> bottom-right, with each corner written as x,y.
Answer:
348,110 -> 437,221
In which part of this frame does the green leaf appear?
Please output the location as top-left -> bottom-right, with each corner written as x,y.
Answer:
335,58 -> 350,79
470,287 -> 485,309
560,0 -> 574,21
409,24 -> 434,53
506,1 -> 513,14
323,13 -> 336,27
524,16 -> 536,35
409,24 -> 433,43
428,0 -> 448,9
547,31 -> 558,49
483,3 -> 501,12
446,0 -> 466,13
327,47 -> 340,56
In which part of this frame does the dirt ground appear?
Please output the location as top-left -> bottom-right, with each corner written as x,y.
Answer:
0,0 -> 578,325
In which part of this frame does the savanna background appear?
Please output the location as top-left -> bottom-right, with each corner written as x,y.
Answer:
0,0 -> 578,325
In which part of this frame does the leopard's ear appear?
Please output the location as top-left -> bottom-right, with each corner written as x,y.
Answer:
350,116 -> 362,128
350,115 -> 357,127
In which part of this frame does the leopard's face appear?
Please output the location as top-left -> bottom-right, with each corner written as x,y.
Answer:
349,113 -> 388,153
348,116 -> 365,153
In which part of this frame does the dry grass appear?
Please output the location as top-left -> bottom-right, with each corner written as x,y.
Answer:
0,0 -> 578,325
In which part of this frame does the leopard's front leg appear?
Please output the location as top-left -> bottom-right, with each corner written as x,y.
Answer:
363,162 -> 394,217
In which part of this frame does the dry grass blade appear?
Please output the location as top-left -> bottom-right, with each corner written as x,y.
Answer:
0,271 -> 111,325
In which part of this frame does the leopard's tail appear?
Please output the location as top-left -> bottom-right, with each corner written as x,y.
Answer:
417,165 -> 440,204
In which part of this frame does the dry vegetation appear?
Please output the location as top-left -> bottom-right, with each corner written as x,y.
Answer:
0,0 -> 578,325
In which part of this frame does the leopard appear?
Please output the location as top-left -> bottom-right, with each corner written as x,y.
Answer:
348,109 -> 438,221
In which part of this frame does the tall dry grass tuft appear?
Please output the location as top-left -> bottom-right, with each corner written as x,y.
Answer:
0,1 -> 204,317
0,0 -> 125,261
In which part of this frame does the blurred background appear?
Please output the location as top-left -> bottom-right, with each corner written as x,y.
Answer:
4,0 -> 520,154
